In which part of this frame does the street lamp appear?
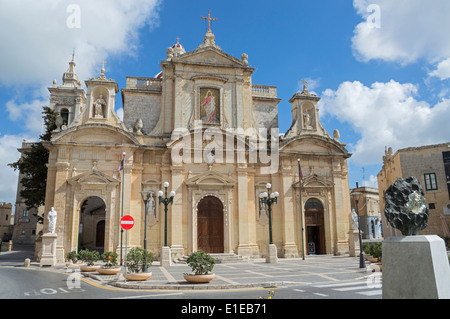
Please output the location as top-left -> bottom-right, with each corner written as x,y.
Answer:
140,190 -> 155,272
259,183 -> 279,245
158,182 -> 175,247
351,182 -> 366,269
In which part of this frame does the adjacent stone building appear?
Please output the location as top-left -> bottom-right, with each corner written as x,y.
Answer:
0,202 -> 13,243
12,141 -> 44,245
377,143 -> 450,238
37,14 -> 353,263
350,186 -> 382,240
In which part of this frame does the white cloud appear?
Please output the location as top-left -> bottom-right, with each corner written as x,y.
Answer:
6,99 -> 47,137
429,58 -> 450,80
0,0 -> 161,206
363,175 -> 379,188
0,0 -> 161,86
352,0 -> 450,75
0,134 -> 26,204
319,80 -> 450,165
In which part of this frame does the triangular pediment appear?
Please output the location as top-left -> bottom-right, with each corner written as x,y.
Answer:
68,169 -> 120,186
185,169 -> 235,187
293,174 -> 334,189
176,47 -> 246,68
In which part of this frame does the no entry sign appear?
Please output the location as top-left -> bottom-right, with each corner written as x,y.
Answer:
120,215 -> 134,230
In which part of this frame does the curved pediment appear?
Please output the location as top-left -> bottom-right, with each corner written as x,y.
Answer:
280,135 -> 350,158
51,124 -> 140,146
185,170 -> 235,187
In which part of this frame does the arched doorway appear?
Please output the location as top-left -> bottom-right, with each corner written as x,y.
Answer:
79,196 -> 106,253
305,198 -> 326,255
197,196 -> 224,253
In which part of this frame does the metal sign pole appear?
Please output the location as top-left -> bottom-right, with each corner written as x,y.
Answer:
124,229 -> 128,283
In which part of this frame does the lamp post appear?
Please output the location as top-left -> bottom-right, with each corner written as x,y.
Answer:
259,183 -> 279,245
140,191 -> 155,251
158,182 -> 175,248
351,182 -> 366,269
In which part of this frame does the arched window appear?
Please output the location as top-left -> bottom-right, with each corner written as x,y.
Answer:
61,108 -> 69,125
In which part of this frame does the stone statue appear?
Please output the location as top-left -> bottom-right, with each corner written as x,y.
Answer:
303,110 -> 312,127
351,208 -> 359,230
333,129 -> 340,141
384,176 -> 429,236
47,207 -> 57,234
94,95 -> 106,118
135,118 -> 143,135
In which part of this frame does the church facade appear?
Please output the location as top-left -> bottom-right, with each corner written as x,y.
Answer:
40,16 -> 352,263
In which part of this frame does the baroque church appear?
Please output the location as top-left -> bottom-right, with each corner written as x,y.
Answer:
40,13 -> 352,263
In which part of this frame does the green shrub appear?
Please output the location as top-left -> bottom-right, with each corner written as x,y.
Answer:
186,250 -> 216,275
78,249 -> 100,266
126,247 -> 153,273
101,251 -> 118,268
66,251 -> 78,264
363,242 -> 383,262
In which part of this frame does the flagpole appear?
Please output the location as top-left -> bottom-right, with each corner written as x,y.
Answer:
298,158 -> 305,260
120,152 -> 125,266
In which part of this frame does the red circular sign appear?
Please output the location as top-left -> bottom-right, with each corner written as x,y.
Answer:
120,215 -> 134,230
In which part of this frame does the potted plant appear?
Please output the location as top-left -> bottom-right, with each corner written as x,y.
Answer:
66,251 -> 79,268
97,251 -> 121,275
125,247 -> 153,281
183,250 -> 216,283
78,249 -> 101,272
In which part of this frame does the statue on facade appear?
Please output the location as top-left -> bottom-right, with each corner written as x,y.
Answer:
94,95 -> 106,118
351,208 -> 359,230
47,207 -> 57,234
384,176 -> 429,236
303,110 -> 312,127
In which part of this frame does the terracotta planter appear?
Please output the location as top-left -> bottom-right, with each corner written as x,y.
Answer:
80,265 -> 101,272
184,273 -> 215,284
126,272 -> 152,281
97,267 -> 121,275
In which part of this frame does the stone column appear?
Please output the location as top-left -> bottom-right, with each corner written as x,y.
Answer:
236,168 -> 258,258
170,166 -> 184,260
280,171 -> 299,258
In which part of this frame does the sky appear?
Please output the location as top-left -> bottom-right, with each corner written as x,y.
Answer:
1,0 -> 449,208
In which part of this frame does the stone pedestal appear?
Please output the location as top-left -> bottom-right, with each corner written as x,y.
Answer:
349,230 -> 361,257
40,233 -> 58,267
160,246 -> 172,267
266,244 -> 278,263
383,235 -> 450,299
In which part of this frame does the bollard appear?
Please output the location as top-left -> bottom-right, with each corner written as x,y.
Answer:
8,240 -> 12,251
24,258 -> 31,267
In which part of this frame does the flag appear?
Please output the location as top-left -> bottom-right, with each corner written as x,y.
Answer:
297,158 -> 303,181
118,153 -> 125,177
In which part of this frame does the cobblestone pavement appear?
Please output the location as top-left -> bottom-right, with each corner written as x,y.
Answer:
0,246 -> 378,291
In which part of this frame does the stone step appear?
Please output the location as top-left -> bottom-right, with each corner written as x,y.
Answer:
173,253 -> 246,264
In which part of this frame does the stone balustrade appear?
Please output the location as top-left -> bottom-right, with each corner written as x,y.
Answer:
252,85 -> 277,98
126,77 -> 162,91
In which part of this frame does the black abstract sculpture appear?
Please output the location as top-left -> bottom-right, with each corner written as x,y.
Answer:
384,176 -> 429,236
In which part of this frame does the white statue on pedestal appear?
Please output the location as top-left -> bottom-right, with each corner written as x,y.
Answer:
48,207 -> 57,234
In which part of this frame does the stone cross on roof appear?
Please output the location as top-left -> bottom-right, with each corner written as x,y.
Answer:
202,10 -> 218,32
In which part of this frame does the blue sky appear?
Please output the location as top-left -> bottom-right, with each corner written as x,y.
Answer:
1,0 -> 450,207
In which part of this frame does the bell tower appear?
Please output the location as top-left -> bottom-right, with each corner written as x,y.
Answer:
49,54 -> 86,131
83,61 -> 120,126
284,79 -> 329,139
